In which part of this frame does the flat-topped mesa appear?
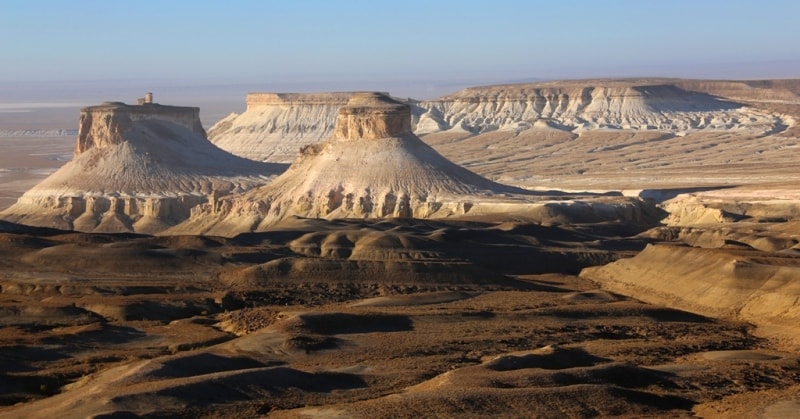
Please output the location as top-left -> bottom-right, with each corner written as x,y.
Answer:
76,98 -> 204,155
169,91 -> 533,235
170,88 -> 660,237
673,79 -> 800,103
210,92 -> 389,163
245,92 -> 354,111
1,94 -> 283,234
333,93 -> 412,140
209,80 -> 792,164
410,79 -> 798,136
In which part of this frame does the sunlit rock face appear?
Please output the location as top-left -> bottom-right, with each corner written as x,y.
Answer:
413,81 -> 784,134
207,80 -> 791,163
208,92 -> 356,163
75,101 -> 207,155
333,93 -> 412,140
176,93 -> 526,235
0,98 -> 283,234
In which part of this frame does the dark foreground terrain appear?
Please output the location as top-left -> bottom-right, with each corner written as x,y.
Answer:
1,216 -> 799,418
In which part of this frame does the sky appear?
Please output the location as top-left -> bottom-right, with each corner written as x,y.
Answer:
1,0 -> 799,102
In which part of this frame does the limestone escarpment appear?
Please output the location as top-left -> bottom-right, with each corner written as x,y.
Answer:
244,92 -> 360,110
173,93 -> 654,236
414,80 -> 783,134
177,93 -> 514,235
207,80 -> 792,164
208,92 -> 355,162
0,98 -> 285,234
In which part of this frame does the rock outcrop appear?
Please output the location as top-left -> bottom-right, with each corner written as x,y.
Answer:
172,93 -> 655,236
0,98 -> 285,234
581,243 -> 800,348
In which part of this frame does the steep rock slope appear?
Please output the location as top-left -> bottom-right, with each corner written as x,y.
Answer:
0,100 -> 285,233
418,80 -> 800,205
415,80 -> 785,134
674,79 -> 800,103
174,93 -> 652,236
208,93 -> 354,163
206,80 -> 791,164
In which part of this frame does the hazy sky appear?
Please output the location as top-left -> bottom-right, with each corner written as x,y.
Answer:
2,0 -> 799,99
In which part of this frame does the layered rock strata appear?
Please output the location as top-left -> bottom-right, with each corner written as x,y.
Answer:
0,100 -> 284,233
209,92 -> 355,162
414,80 -> 785,134
173,93 -> 654,236
206,80 -> 792,163
673,79 -> 800,103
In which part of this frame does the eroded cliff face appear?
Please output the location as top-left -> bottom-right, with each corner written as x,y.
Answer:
674,79 -> 800,103
76,102 -> 206,155
207,80 -> 794,163
173,93 -> 655,236
333,93 -> 412,140
1,100 -> 283,234
414,81 -> 784,134
208,93 -> 354,163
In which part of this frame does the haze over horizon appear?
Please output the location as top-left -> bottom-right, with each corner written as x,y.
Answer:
2,0 -> 799,103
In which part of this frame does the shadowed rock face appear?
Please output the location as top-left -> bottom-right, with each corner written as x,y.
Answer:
3,215 -> 798,417
0,99 -> 284,234
581,243 -> 800,347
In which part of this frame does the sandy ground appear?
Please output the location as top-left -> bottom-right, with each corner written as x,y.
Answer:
422,126 -> 800,194
0,136 -> 73,210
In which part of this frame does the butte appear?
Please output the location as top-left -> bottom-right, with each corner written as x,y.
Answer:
172,92 -> 653,236
0,95 -> 285,234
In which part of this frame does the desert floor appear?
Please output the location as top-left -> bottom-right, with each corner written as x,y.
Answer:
0,215 -> 798,418
0,136 -> 73,211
